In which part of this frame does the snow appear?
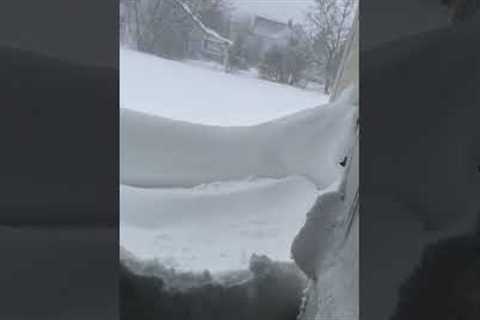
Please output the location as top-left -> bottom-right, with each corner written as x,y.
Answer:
120,92 -> 355,189
120,176 -> 319,272
120,48 -> 329,126
120,47 -> 355,276
294,14 -> 359,320
295,139 -> 358,320
120,91 -> 355,272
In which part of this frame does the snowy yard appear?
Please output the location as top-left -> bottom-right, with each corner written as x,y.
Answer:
119,48 -> 351,273
121,177 -> 319,272
120,48 -> 329,126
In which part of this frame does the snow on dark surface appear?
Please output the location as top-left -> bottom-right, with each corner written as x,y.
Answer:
119,47 -> 354,283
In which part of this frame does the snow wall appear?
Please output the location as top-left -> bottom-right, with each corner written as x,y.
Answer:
120,99 -> 355,190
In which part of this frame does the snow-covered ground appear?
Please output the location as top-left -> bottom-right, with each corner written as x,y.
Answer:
120,177 -> 319,272
120,48 -> 350,274
120,48 -> 328,126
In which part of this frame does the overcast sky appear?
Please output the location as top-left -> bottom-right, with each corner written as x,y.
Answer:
230,0 -> 315,23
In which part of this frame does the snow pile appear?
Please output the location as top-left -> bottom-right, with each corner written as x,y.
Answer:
294,140 -> 358,320
120,47 -> 356,283
120,91 -> 355,274
120,48 -> 329,126
120,93 -> 355,189
120,94 -> 355,274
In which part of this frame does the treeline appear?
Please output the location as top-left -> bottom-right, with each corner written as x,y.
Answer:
120,0 -> 231,59
121,0 -> 356,93
229,0 -> 356,93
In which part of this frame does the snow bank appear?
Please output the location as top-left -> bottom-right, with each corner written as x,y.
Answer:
120,176 -> 318,272
120,33 -> 357,293
120,48 -> 328,126
120,92 -> 355,189
294,140 -> 359,320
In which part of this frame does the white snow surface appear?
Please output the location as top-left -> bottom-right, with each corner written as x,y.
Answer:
120,48 -> 355,274
120,48 -> 328,126
120,93 -> 355,189
120,176 -> 319,272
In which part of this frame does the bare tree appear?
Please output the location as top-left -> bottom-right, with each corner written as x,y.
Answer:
307,0 -> 355,94
121,0 -> 231,60
186,0 -> 232,36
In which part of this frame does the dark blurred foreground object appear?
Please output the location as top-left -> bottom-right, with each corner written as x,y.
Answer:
0,46 -> 118,318
362,6 -> 480,320
392,235 -> 480,320
0,227 -> 118,320
120,255 -> 306,320
442,0 -> 480,22
0,46 -> 118,226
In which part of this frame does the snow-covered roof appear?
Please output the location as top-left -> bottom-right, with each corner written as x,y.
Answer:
172,0 -> 233,45
251,16 -> 292,39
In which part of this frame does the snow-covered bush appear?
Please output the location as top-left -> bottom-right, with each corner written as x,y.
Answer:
258,42 -> 310,86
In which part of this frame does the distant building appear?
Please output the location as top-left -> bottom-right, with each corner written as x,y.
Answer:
250,16 -> 294,52
230,15 -> 295,65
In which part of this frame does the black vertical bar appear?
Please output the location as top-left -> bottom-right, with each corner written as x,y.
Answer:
361,1 -> 480,319
0,1 -> 119,319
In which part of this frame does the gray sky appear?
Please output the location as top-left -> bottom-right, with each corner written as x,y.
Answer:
230,0 -> 315,24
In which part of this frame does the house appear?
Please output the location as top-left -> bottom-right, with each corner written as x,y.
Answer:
250,16 -> 294,51
231,15 -> 295,64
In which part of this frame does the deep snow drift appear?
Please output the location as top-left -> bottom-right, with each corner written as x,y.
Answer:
120,95 -> 355,189
120,48 -> 355,280
120,48 -> 328,126
120,94 -> 355,273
